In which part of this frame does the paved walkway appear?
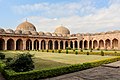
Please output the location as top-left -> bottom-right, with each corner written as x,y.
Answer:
1,61 -> 120,80
43,61 -> 120,80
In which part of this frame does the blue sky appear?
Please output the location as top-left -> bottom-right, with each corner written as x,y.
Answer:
0,0 -> 120,33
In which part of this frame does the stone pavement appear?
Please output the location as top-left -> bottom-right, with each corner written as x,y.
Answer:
43,61 -> 120,80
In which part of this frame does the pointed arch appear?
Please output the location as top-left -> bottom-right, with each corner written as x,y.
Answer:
75,41 -> 78,49
7,39 -> 14,50
65,41 -> 68,49
112,38 -> 118,49
70,41 -> 73,49
99,40 -> 104,49
0,38 -> 5,50
93,40 -> 98,49
41,40 -> 46,50
34,40 -> 39,50
105,39 -> 111,49
26,39 -> 32,50
16,39 -> 23,50
84,40 -> 88,49
80,40 -> 83,49
48,40 -> 53,50
54,40 -> 58,49
60,41 -> 63,49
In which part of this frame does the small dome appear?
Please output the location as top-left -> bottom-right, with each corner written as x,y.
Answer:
54,26 -> 70,34
6,29 -> 14,34
106,31 -> 112,34
39,31 -> 45,36
113,30 -> 120,33
0,28 -> 5,34
15,30 -> 22,34
57,33 -> 63,37
16,21 -> 36,31
31,31 -> 38,35
100,32 -> 105,35
76,33 -> 82,36
45,32 -> 52,36
22,31 -> 31,35
52,33 -> 58,36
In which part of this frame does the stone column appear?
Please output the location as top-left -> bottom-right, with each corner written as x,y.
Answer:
53,41 -> 55,50
87,41 -> 89,49
32,40 -> 34,50
63,41 -> 66,49
5,40 -> 7,50
14,40 -> 16,50
91,40 -> 93,49
110,40 -> 112,49
46,41 -> 48,50
104,40 -> 106,49
39,40 -> 41,50
97,40 -> 99,49
23,40 -> 26,50
77,41 -> 80,49
58,41 -> 60,50
82,40 -> 84,49
68,41 -> 70,48
73,41 -> 75,49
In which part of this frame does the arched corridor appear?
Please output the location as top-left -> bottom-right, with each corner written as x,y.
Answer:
41,40 -> 46,50
54,41 -> 58,49
84,40 -> 88,49
112,38 -> 118,49
0,39 -> 5,50
80,40 -> 83,49
26,39 -> 32,50
75,41 -> 78,49
7,39 -> 14,50
99,40 -> 104,49
89,40 -> 92,49
93,40 -> 98,49
70,41 -> 73,49
48,40 -> 53,50
60,41 -> 63,49
34,40 -> 39,50
105,39 -> 111,49
16,39 -> 23,50
65,41 -> 68,49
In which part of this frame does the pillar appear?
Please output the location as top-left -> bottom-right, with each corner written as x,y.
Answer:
77,41 -> 80,49
5,40 -> 7,50
87,41 -> 89,49
73,41 -> 75,49
63,41 -> 66,49
53,41 -> 55,50
23,40 -> 26,50
58,41 -> 60,50
39,40 -> 41,50
46,41 -> 48,50
82,40 -> 84,49
14,40 -> 16,50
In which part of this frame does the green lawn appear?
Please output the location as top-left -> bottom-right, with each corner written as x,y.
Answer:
0,51 -> 117,70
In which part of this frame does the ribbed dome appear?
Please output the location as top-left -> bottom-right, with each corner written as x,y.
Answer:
6,29 -> 14,34
54,26 -> 70,34
15,30 -> 22,34
0,28 -> 5,34
16,21 -> 36,31
31,31 -> 38,35
39,31 -> 45,36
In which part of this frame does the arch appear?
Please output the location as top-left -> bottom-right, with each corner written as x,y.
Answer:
65,41 -> 68,49
89,40 -> 92,49
34,40 -> 39,50
84,40 -> 88,49
7,39 -> 14,50
112,38 -> 118,49
26,39 -> 32,50
70,41 -> 73,49
60,41 -> 63,49
0,38 -> 5,50
54,41 -> 58,49
105,39 -> 111,49
16,39 -> 23,50
41,40 -> 46,50
99,40 -> 104,49
75,41 -> 78,49
80,40 -> 83,49
93,40 -> 98,49
48,40 -> 53,50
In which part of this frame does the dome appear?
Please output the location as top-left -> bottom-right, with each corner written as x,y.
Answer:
31,31 -> 38,35
52,33 -> 58,36
15,30 -> 22,34
0,28 -> 5,34
45,32 -> 52,36
39,31 -> 45,36
6,29 -> 14,34
54,26 -> 70,34
22,31 -> 31,35
16,21 -> 36,31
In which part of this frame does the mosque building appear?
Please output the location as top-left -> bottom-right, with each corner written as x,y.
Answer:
0,21 -> 119,50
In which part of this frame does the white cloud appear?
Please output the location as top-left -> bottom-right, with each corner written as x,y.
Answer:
18,0 -> 120,34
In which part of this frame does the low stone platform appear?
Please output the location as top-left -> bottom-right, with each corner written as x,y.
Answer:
102,61 -> 120,68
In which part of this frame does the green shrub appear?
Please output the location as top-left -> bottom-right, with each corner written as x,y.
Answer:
73,49 -> 75,52
46,50 -> 49,52
52,50 -> 54,53
2,56 -> 120,80
58,50 -> 61,53
80,49 -> 83,52
86,52 -> 89,55
6,53 -> 34,72
66,49 -> 68,54
101,50 -> 104,56
42,50 -> 44,52
75,51 -> 78,55
90,49 -> 92,52
0,53 -> 5,60
6,57 -> 13,63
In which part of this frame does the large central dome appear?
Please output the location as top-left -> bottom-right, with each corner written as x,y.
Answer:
54,26 -> 70,34
16,21 -> 36,31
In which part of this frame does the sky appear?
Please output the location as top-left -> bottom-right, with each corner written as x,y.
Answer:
0,0 -> 120,34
